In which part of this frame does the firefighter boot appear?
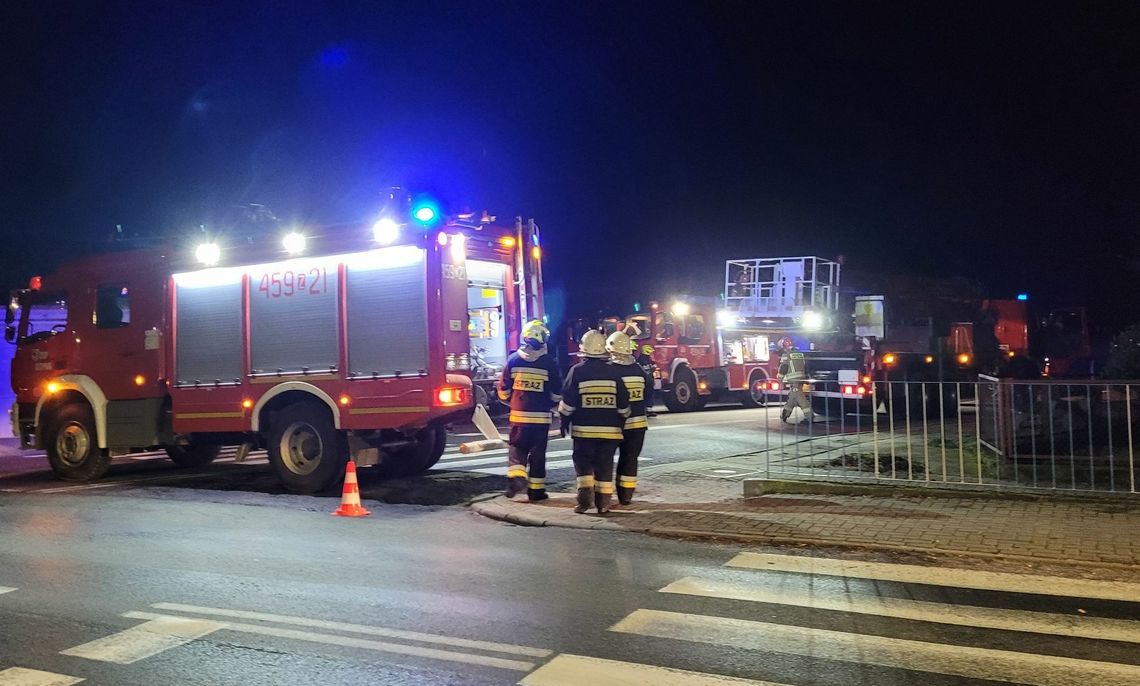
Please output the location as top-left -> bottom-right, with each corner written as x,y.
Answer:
617,476 -> 636,506
574,488 -> 594,514
527,480 -> 549,502
505,477 -> 526,498
594,491 -> 612,514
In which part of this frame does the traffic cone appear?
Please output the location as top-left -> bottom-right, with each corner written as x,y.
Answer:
332,461 -> 371,517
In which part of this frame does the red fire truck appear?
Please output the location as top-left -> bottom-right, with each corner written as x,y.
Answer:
5,206 -> 539,493
600,256 -> 845,412
448,213 -> 545,411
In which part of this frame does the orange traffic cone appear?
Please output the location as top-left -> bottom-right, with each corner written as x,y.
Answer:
332,462 -> 371,517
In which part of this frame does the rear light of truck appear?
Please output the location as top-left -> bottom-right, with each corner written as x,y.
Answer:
842,385 -> 868,396
768,381 -> 781,391
435,386 -> 471,407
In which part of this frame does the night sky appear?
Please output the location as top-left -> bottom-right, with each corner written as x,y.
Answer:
3,2 -> 1138,336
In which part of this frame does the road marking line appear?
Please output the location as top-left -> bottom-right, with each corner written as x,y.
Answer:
0,587 -> 16,595
0,668 -> 83,686
471,458 -> 574,475
437,450 -> 574,470
662,577 -> 1140,644
650,417 -> 764,431
726,553 -> 1140,603
610,609 -> 1140,686
60,616 -> 224,664
123,611 -> 535,671
147,603 -> 552,658
519,653 -> 783,685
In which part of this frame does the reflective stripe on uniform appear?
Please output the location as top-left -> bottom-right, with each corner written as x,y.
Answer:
596,481 -> 615,494
509,410 -> 552,424
617,407 -> 631,417
558,401 -> 576,414
618,477 -> 637,488
528,478 -> 545,487
576,475 -> 596,488
550,394 -> 563,403
578,380 -> 617,391
624,416 -> 648,430
571,426 -> 623,440
511,367 -> 550,379
506,467 -> 528,478
497,388 -> 511,401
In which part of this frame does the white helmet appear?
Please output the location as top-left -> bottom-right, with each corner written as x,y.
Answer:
578,329 -> 608,358
521,320 -> 549,349
606,331 -> 633,356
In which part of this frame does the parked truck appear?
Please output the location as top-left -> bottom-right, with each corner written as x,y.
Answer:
4,204 -> 535,493
589,256 -> 847,412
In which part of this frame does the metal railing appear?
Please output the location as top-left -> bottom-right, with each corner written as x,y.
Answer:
759,378 -> 1139,496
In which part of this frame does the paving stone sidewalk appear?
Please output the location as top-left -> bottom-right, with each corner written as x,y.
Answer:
471,472 -> 1140,570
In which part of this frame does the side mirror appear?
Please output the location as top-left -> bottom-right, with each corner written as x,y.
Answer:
3,302 -> 14,344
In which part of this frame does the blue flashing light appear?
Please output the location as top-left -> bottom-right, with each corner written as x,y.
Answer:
532,233 -> 540,246
1017,293 -> 1028,301
410,195 -> 441,227
633,302 -> 641,313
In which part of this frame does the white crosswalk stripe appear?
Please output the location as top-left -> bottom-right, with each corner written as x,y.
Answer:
602,552 -> 1140,686
611,608 -> 1140,686
520,654 -> 784,685
0,668 -> 83,686
662,576 -> 1140,644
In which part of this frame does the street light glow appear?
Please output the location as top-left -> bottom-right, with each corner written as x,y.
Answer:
372,218 -> 400,244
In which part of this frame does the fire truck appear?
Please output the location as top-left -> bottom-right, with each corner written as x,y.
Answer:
599,256 -> 844,412
5,203 -> 540,493
448,212 -> 545,412
793,271 -> 1091,416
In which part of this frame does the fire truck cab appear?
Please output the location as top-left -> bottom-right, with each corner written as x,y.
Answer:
7,216 -> 480,493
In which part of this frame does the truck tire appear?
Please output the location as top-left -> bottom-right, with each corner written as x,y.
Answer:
45,404 -> 111,482
165,442 -> 222,468
378,425 -> 447,478
664,367 -> 699,413
266,402 -> 347,493
740,372 -> 767,408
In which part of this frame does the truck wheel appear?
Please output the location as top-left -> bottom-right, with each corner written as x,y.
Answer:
165,442 -> 221,468
740,373 -> 767,408
378,425 -> 447,478
46,404 -> 111,482
266,403 -> 347,493
664,367 -> 699,413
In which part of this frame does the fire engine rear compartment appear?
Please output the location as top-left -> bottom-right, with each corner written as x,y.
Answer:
171,246 -> 440,434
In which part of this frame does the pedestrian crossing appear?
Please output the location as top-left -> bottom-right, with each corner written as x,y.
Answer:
521,552 -> 1140,686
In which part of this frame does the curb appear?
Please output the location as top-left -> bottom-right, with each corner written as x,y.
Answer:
469,497 -> 1140,572
744,478 -> 1140,504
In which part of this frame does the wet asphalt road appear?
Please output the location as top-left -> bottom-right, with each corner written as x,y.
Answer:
1,407 -> 1139,685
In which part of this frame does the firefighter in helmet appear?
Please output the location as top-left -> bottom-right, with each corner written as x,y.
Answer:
637,343 -> 658,417
559,329 -> 630,513
777,338 -> 813,424
497,319 -> 562,500
607,331 -> 652,505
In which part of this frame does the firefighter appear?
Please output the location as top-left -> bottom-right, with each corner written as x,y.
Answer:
607,331 -> 652,505
559,329 -> 630,514
777,339 -> 813,424
497,320 -> 562,501
637,344 -> 658,417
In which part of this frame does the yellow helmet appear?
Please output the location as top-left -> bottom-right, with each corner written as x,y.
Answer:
641,344 -> 655,356
606,330 -> 633,357
521,320 -> 549,349
578,329 -> 608,358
